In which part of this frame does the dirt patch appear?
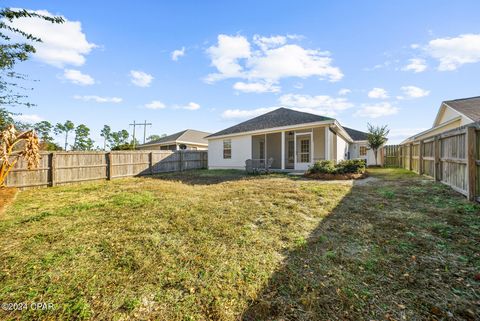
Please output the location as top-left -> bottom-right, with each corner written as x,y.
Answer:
304,172 -> 367,180
0,187 -> 18,214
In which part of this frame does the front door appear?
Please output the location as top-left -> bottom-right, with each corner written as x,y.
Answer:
294,133 -> 312,171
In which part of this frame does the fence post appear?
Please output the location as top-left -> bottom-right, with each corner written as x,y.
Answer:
149,152 -> 153,175
107,152 -> 113,180
419,140 -> 424,175
434,136 -> 441,181
409,143 -> 413,171
466,127 -> 477,201
179,151 -> 183,172
50,152 -> 56,186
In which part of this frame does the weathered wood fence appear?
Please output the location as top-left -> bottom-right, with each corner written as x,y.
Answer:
4,150 -> 208,189
381,122 -> 480,202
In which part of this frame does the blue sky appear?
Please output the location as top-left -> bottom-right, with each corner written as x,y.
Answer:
4,0 -> 480,145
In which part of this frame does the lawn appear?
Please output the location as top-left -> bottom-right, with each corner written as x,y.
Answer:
0,168 -> 479,320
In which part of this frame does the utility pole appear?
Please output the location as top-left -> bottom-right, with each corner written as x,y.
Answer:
129,120 -> 152,149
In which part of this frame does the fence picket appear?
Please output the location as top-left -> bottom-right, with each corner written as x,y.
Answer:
4,150 -> 208,189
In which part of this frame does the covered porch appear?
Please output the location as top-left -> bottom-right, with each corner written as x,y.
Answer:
251,126 -> 334,171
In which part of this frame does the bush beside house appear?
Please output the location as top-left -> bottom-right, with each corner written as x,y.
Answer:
305,159 -> 366,180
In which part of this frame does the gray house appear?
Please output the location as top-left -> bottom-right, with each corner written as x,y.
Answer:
137,129 -> 210,151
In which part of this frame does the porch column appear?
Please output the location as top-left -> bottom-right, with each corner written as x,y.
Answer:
281,131 -> 285,170
325,127 -> 330,160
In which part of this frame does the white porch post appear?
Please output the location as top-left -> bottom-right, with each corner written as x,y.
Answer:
281,131 -> 285,170
311,129 -> 314,164
264,133 -> 267,163
325,127 -> 330,160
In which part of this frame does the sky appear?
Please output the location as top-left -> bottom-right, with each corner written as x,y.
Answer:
3,0 -> 480,146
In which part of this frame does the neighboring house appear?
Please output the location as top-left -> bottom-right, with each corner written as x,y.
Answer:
206,108 -> 377,170
402,96 -> 480,143
136,129 -> 210,151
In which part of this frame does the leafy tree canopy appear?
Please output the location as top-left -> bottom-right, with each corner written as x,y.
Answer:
0,8 -> 63,125
72,124 -> 94,151
367,123 -> 389,165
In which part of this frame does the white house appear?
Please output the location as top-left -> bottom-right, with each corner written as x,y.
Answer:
206,108 -> 376,170
402,96 -> 480,143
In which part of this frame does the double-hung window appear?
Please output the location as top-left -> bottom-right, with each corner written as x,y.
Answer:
223,139 -> 232,159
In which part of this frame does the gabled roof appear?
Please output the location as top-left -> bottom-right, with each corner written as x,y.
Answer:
207,108 -> 334,138
343,127 -> 368,141
140,129 -> 210,146
443,96 -> 480,122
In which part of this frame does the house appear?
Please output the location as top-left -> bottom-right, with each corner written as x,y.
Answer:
402,96 -> 480,143
206,108 -> 377,170
136,129 -> 210,151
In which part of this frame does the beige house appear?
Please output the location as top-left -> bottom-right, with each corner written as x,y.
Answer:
402,96 -> 480,143
206,108 -> 376,170
137,129 -> 210,151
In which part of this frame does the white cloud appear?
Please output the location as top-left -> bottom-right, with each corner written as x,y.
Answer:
368,87 -> 388,99
205,34 -> 251,82
179,102 -> 201,111
171,47 -> 185,61
205,34 -> 343,86
5,9 -> 96,68
278,94 -> 353,117
221,107 -> 277,120
410,44 -> 420,49
63,69 -> 95,85
73,95 -> 122,103
12,114 -> 44,123
338,88 -> 351,95
145,100 -> 166,110
389,128 -> 428,138
402,58 -> 427,73
388,127 -> 429,144
247,44 -> 343,82
398,86 -> 430,99
426,34 -> 480,71
233,81 -> 280,93
252,35 -> 287,51
355,102 -> 399,118
130,70 -> 153,87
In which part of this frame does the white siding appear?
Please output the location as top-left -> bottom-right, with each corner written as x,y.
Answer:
208,135 -> 252,169
336,134 -> 348,162
438,106 -> 462,125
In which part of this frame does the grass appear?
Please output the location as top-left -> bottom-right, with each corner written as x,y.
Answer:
0,168 -> 479,320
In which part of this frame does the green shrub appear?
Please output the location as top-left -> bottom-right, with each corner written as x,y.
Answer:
308,160 -> 336,174
336,159 -> 366,174
307,159 -> 366,175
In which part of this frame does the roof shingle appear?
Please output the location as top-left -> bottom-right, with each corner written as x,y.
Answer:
444,96 -> 480,122
207,108 -> 334,138
140,129 -> 210,146
343,127 -> 368,141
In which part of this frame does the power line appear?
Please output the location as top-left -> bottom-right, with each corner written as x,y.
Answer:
129,120 -> 152,149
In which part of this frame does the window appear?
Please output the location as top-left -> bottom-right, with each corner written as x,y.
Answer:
359,146 -> 367,156
223,139 -> 232,159
259,141 -> 265,159
300,139 -> 310,163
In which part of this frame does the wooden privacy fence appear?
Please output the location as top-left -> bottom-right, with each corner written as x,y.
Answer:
381,122 -> 480,202
4,150 -> 208,189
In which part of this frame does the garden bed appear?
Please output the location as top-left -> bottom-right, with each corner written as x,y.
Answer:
304,172 -> 368,180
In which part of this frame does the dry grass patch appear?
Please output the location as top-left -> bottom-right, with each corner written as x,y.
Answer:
0,168 -> 478,320
0,170 -> 350,320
